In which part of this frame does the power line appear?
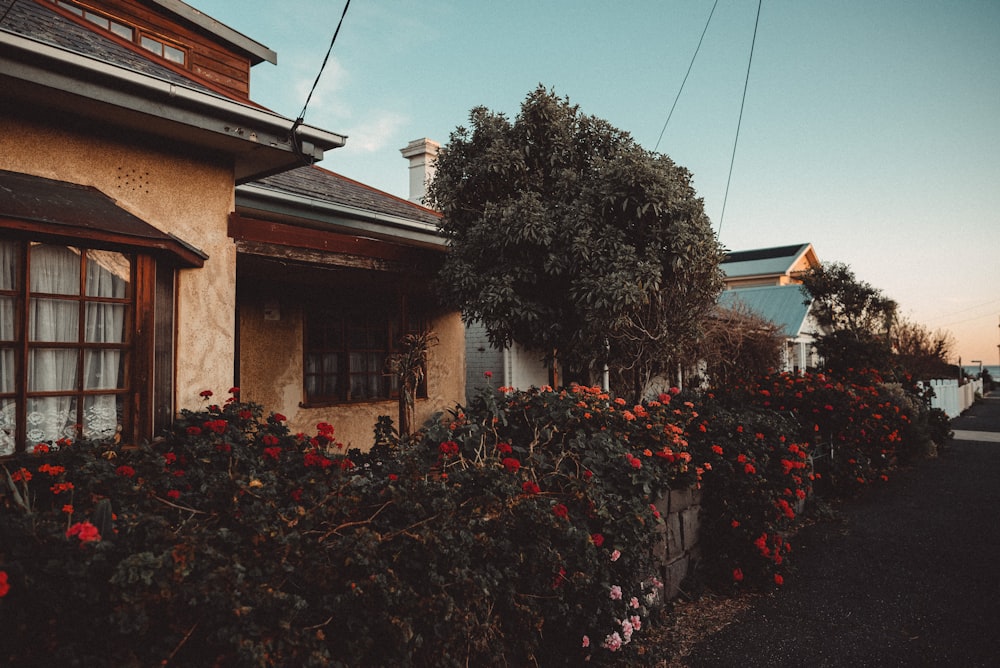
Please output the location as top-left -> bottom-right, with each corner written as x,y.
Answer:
717,0 -> 762,237
653,0 -> 719,153
292,0 -> 351,131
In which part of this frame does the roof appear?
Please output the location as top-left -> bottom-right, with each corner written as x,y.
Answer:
718,285 -> 812,338
722,243 -> 815,279
236,165 -> 445,249
0,0 -> 216,94
148,0 -> 276,65
0,1 -> 345,182
0,169 -> 206,267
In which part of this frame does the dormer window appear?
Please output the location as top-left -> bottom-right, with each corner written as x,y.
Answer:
53,1 -> 187,67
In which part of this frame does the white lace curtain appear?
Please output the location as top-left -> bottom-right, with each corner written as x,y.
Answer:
0,242 -> 127,454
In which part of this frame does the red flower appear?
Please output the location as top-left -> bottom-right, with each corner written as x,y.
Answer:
502,457 -> 521,473
711,444 -> 724,455
290,488 -> 303,502
228,386 -> 240,395
186,425 -> 202,436
733,568 -> 744,583
388,473 -> 399,481
484,370 -> 493,378
264,446 -> 282,460
66,521 -> 101,543
199,390 -> 213,398
115,465 -> 136,478
552,503 -> 569,520
167,489 -> 181,500
774,574 -> 784,586
0,570 -> 9,598
496,442 -> 513,455
272,413 -> 287,422
591,533 -> 605,547
439,441 -> 460,457
164,452 -> 177,465
522,480 -> 541,495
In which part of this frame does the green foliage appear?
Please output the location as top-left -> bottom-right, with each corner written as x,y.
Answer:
0,386 -> 700,666
427,86 -> 725,399
798,261 -> 897,374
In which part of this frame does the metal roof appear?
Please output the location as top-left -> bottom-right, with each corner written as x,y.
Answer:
721,243 -> 813,279
718,284 -> 812,337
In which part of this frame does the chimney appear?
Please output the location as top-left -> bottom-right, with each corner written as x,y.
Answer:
400,138 -> 440,205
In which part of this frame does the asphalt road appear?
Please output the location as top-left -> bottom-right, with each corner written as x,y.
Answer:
683,391 -> 1000,667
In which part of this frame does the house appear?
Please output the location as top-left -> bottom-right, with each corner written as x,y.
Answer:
0,0 -> 464,453
719,243 -> 824,372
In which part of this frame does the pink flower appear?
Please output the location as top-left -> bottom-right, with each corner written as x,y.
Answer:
610,549 -> 621,562
630,596 -> 640,609
602,632 -> 623,652
630,615 -> 642,631
609,584 -> 623,600
581,635 -> 590,648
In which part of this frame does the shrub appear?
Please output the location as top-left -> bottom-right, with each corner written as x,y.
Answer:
1,386 -> 700,666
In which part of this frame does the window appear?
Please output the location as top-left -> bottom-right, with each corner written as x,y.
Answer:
52,1 -> 186,66
1,241 -> 137,454
304,297 -> 427,405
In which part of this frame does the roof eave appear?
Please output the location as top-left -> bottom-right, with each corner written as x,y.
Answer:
0,30 -> 345,183
146,0 -> 277,65
235,183 -> 447,250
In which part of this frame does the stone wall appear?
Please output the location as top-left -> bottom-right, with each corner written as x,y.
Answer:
653,486 -> 702,600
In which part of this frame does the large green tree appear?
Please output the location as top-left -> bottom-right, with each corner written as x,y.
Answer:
798,261 -> 898,374
427,87 -> 725,399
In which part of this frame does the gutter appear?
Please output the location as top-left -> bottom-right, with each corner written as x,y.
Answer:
0,29 -> 345,182
236,183 -> 447,249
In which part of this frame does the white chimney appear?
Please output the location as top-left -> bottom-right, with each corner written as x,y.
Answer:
400,138 -> 440,205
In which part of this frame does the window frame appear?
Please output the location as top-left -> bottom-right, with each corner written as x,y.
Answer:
0,236 -> 166,454
302,294 -> 428,407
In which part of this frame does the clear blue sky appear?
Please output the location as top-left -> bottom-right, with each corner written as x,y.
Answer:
196,0 -> 1000,366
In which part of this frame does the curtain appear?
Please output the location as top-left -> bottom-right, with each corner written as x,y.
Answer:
25,245 -> 127,445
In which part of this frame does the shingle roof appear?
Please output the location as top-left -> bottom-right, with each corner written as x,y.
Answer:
0,0 -> 218,96
721,243 -> 812,279
253,165 -> 442,227
718,284 -> 812,337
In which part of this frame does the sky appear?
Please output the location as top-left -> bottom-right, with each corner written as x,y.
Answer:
196,0 -> 1000,366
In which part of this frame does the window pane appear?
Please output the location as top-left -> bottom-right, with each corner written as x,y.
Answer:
57,1 -> 83,15
0,348 -> 12,393
26,396 -> 77,444
0,240 -> 17,290
323,353 -> 340,373
85,303 -> 126,343
350,374 -> 367,400
164,44 -> 185,64
348,322 -> 368,349
84,10 -> 109,29
0,398 -> 14,456
86,250 -> 130,297
305,353 -> 320,375
29,349 -> 79,391
30,299 -> 79,342
322,374 -> 340,398
84,350 -> 124,390
110,21 -> 133,40
0,297 -> 13,343
29,244 -> 80,295
82,395 -> 121,440
140,35 -> 162,55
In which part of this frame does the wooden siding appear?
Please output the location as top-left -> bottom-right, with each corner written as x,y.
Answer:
65,0 -> 253,98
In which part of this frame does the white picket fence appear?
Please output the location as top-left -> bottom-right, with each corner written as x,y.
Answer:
921,378 -> 983,418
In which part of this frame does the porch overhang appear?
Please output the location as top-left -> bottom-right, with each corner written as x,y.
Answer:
0,169 -> 206,267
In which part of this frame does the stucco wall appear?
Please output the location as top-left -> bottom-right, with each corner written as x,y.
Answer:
238,294 -> 465,450
0,113 -> 238,414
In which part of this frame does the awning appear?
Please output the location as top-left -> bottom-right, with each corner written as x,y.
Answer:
0,169 -> 206,267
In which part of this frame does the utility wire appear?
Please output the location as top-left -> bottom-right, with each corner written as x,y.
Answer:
653,0 -> 719,153
291,0 -> 351,133
717,0 -> 762,237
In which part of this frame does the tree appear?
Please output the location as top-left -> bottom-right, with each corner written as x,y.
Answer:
690,303 -> 785,388
891,317 -> 955,380
798,261 -> 897,374
427,86 -> 725,400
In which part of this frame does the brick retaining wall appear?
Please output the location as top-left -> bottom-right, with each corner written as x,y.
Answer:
653,486 -> 701,600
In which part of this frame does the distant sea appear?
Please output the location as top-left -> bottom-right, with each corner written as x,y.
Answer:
962,365 -> 999,378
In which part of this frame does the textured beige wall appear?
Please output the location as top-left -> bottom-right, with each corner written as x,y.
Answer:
238,295 -> 465,450
0,113 -> 237,414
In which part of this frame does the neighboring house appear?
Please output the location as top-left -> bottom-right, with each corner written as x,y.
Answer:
719,243 -> 824,373
0,0 -> 464,453
720,242 -> 819,289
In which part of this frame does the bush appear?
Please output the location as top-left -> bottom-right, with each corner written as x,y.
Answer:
1,386 -> 701,666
